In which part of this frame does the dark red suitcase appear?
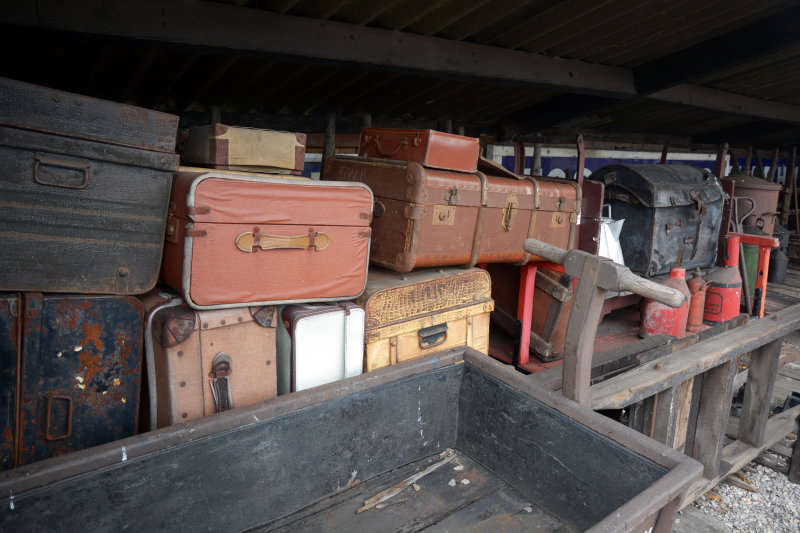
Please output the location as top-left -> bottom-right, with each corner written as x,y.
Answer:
359,128 -> 480,173
0,293 -> 143,469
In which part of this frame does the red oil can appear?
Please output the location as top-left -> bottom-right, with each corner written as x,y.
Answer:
639,266 -> 690,338
686,269 -> 711,334
703,235 -> 742,324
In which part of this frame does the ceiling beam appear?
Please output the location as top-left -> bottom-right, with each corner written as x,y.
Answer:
633,5 -> 800,94
4,0 -> 800,130
0,0 -> 635,98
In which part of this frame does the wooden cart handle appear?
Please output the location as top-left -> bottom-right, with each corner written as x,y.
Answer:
236,229 -> 329,252
523,238 -> 684,308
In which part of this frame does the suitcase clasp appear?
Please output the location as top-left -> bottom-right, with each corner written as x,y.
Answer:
444,187 -> 459,205
418,323 -> 448,349
502,194 -> 519,231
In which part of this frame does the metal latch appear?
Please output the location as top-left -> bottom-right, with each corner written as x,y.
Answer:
418,323 -> 448,349
444,187 -> 459,206
555,196 -> 567,211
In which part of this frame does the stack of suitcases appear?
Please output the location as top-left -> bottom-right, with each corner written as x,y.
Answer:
1,76 -> 584,470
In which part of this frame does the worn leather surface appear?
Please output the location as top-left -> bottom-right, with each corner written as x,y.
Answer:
359,128 -> 480,173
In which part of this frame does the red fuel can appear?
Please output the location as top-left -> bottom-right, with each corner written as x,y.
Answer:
686,269 -> 711,334
639,266 -> 690,338
703,235 -> 742,324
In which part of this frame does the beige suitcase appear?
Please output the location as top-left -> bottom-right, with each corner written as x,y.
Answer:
141,290 -> 278,429
181,123 -> 306,173
356,267 -> 493,372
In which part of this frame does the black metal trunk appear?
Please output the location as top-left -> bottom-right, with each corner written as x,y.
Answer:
589,164 -> 725,276
0,293 -> 143,469
0,77 -> 179,295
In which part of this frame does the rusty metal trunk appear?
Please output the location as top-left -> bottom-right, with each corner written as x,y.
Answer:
0,293 -> 143,469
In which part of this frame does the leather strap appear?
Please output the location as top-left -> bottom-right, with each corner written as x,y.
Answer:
466,171 -> 489,268
209,352 -> 234,413
516,176 -> 542,265
236,228 -> 330,252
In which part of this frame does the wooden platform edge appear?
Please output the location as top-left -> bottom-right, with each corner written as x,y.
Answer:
680,404 -> 800,508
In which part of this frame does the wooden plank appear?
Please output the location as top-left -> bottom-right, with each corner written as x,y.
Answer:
691,360 -> 737,478
671,504 -> 730,533
0,0 -> 636,98
738,338 -> 783,447
634,6 -> 800,94
681,404 -> 800,508
652,386 -> 681,447
790,427 -> 800,483
590,304 -> 800,410
779,362 -> 800,381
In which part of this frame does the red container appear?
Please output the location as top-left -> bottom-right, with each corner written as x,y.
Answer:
639,266 -> 690,338
703,235 -> 742,324
686,269 -> 710,334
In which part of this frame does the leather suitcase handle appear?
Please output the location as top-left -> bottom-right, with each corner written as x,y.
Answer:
365,133 -> 421,157
236,228 -> 330,252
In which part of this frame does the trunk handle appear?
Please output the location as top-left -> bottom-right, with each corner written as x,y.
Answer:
236,228 -> 330,252
44,394 -> 73,441
418,323 -> 448,349
34,154 -> 89,189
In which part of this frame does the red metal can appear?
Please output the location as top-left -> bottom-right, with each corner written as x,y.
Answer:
703,235 -> 742,324
639,266 -> 690,338
686,269 -> 710,333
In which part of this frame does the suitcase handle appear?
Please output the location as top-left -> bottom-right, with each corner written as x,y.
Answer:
44,394 -> 73,441
236,228 -> 330,252
34,154 -> 90,189
418,323 -> 448,349
367,133 -> 420,157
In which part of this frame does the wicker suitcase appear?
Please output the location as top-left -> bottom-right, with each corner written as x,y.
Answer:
356,267 -> 493,372
325,155 -> 579,272
182,124 -> 306,174
0,292 -> 143,469
0,78 -> 178,294
141,289 -> 277,429
160,167 -> 373,309
276,303 -> 365,394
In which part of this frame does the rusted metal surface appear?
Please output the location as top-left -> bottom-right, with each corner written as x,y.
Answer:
1,293 -> 143,469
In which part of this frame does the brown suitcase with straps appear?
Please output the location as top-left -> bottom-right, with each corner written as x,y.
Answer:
324,155 -> 580,272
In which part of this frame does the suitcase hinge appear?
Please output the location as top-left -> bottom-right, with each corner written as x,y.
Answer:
209,352 -> 234,413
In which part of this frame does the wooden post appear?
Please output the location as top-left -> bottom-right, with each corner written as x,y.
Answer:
562,259 -> 606,406
714,143 -> 728,179
768,147 -> 780,182
744,146 -> 753,174
363,113 -> 372,128
790,417 -> 800,483
738,338 -> 782,446
652,378 -> 694,451
692,359 -> 737,478
320,112 -> 335,181
660,140 -> 669,164
210,105 -> 221,125
781,146 -> 796,227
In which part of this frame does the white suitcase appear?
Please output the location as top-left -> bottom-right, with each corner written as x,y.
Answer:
276,303 -> 365,394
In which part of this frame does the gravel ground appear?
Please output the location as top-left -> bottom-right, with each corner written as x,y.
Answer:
694,434 -> 800,533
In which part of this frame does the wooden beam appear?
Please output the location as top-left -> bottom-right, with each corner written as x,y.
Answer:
737,338 -> 783,447
5,0 -> 800,131
691,359 -> 737,478
633,5 -> 800,94
590,304 -> 800,410
0,0 -> 635,97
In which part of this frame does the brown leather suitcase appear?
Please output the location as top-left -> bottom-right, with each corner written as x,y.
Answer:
181,124 -> 306,174
141,289 -> 277,430
356,267 -> 493,372
359,128 -> 480,173
324,156 -> 579,272
160,167 -> 373,309
488,263 -> 574,362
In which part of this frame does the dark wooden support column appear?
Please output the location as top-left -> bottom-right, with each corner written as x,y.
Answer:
692,359 -> 737,478
738,338 -> 782,447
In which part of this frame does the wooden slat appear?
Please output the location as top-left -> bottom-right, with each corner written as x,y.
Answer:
738,338 -> 783,447
691,360 -> 737,478
590,304 -> 800,410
